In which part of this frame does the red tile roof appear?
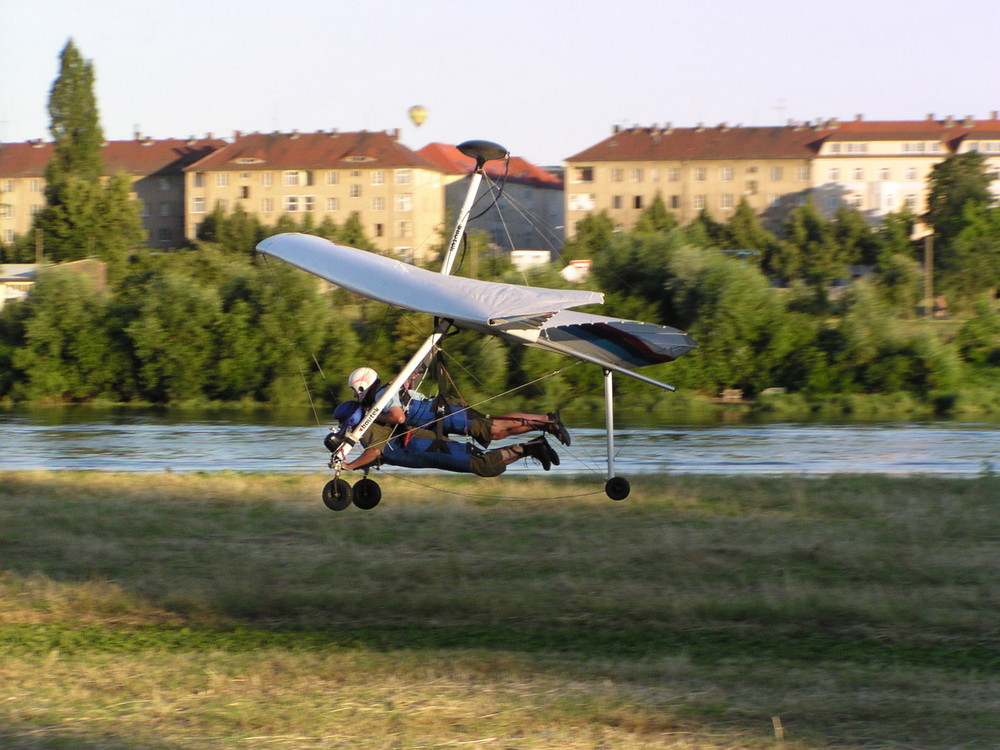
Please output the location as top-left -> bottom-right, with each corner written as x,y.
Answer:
0,137 -> 224,178
568,117 -> 1000,161
186,130 -> 441,172
567,124 -> 831,162
418,143 -> 562,188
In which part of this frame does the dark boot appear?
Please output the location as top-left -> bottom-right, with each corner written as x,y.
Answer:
546,410 -> 571,446
521,436 -> 554,471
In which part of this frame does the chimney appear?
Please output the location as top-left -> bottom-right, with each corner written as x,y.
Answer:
613,124 -> 621,134
963,115 -> 974,127
719,122 -> 728,131
944,115 -> 954,127
328,128 -> 339,137
854,114 -> 863,121
290,130 -> 300,139
206,132 -> 213,140
926,113 -> 935,121
992,111 -> 999,121
134,130 -> 142,141
233,130 -> 242,140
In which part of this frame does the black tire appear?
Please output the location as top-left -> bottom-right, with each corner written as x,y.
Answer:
352,477 -> 382,510
605,476 -> 631,501
322,478 -> 353,511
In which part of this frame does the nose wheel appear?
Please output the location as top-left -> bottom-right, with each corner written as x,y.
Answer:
322,477 -> 382,511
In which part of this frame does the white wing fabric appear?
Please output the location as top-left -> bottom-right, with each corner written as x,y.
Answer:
257,233 -> 696,383
257,233 -> 602,326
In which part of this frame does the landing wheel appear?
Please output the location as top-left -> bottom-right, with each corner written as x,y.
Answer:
605,476 -> 630,501
352,477 -> 382,510
322,478 -> 353,511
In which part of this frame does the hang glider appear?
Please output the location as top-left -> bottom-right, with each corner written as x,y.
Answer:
257,232 -> 694,389
256,139 -> 696,507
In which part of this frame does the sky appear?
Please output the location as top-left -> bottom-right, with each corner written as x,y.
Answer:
2,0 -> 999,166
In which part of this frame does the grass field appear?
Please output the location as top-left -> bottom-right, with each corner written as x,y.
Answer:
1,470 -> 998,749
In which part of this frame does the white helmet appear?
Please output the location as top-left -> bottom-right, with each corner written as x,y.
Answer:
348,367 -> 379,399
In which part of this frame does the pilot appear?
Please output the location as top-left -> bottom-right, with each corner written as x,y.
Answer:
346,366 -> 570,447
332,400 -> 560,476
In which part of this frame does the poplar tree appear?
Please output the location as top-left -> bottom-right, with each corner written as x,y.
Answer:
34,39 -> 145,266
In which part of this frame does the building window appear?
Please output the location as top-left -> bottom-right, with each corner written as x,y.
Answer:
216,199 -> 228,211
745,180 -> 758,194
326,197 -> 339,211
159,203 -> 170,217
612,195 -> 623,209
650,169 -> 660,181
2,229 -> 14,244
0,204 -> 13,218
846,143 -> 868,153
303,196 -> 314,212
262,198 -> 273,213
572,166 -> 593,183
372,197 -> 385,211
769,167 -> 783,181
694,195 -> 706,209
720,194 -> 734,209
669,195 -> 680,209
395,169 -> 412,185
29,179 -> 41,192
569,193 -> 595,211
830,143 -> 841,153
720,167 -> 733,182
240,186 -> 250,199
157,228 -> 172,242
283,171 -> 300,186
849,194 -> 863,208
350,184 -> 361,198
610,168 -> 623,183
879,168 -> 891,181
262,172 -> 273,187
194,173 -> 204,188
1,179 -> 13,192
906,168 -> 918,180
668,168 -> 680,182
192,197 -> 206,213
371,170 -> 385,185
633,195 -> 643,209
159,177 -> 170,192
284,196 -> 299,212
373,223 -> 384,237
905,195 -> 917,209
395,193 -> 412,211
396,219 -> 413,237
853,168 -> 864,181
828,168 -> 840,181
629,168 -> 642,182
216,173 -> 229,187
326,171 -> 339,185
797,167 -> 809,181
694,168 -> 707,181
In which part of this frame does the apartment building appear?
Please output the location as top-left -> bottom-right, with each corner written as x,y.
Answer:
418,143 -> 564,253
0,135 -> 223,248
565,114 -> 1000,237
184,130 -> 446,260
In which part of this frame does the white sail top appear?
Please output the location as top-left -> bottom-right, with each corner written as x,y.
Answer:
257,233 -> 602,325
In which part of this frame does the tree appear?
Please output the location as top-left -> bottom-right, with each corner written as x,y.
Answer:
634,192 -> 677,234
562,211 -> 614,260
33,40 -> 144,267
939,202 -> 1000,301
783,201 -> 847,305
925,151 -> 996,248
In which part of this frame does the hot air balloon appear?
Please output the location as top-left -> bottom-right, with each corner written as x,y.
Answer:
408,105 -> 428,127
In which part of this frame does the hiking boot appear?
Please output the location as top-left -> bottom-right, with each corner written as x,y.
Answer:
546,410 -> 571,446
521,437 -> 553,471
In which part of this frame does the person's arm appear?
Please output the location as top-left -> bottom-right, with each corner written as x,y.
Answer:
383,405 -> 406,424
344,446 -> 382,471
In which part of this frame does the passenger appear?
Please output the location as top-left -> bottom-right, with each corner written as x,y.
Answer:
346,366 -> 570,447
332,400 -> 560,476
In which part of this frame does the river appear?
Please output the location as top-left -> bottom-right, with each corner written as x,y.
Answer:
2,409 -> 999,477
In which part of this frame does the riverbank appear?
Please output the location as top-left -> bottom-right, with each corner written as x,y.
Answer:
2,471 -> 998,748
